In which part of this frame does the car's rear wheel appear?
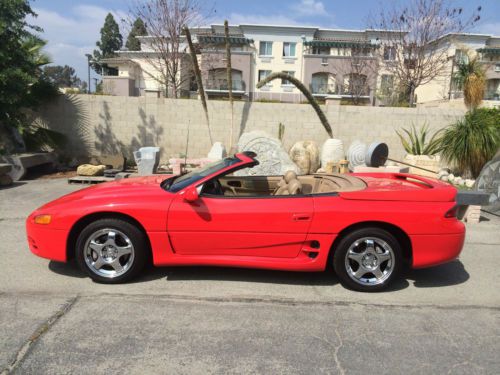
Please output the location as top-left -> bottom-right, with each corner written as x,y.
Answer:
76,218 -> 148,284
333,227 -> 402,292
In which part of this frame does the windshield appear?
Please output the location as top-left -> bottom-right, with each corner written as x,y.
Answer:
163,156 -> 241,192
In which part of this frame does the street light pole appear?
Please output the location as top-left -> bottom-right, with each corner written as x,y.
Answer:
85,54 -> 92,94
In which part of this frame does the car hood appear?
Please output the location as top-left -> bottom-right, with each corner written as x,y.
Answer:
39,175 -> 173,210
341,173 -> 457,202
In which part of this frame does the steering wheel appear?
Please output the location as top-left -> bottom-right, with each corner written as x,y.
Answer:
202,179 -> 224,196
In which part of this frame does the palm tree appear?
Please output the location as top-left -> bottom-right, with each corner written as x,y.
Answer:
453,54 -> 486,110
256,72 -> 333,138
224,20 -> 235,150
183,26 -> 213,145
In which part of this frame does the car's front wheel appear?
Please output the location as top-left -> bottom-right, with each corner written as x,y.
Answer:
76,218 -> 148,283
333,227 -> 403,292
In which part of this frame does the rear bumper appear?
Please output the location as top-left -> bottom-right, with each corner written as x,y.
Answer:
26,219 -> 67,262
411,224 -> 465,268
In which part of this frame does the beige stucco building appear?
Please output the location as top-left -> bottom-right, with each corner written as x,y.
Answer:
101,24 -> 500,106
415,33 -> 500,105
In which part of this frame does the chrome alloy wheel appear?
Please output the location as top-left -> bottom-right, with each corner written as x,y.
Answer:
344,237 -> 395,286
84,228 -> 135,278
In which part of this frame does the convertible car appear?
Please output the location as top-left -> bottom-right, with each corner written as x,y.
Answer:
26,152 -> 465,292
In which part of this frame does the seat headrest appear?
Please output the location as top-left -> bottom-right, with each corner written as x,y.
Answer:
287,179 -> 302,195
284,170 -> 297,183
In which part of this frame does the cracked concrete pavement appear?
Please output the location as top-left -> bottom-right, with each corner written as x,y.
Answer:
1,179 -> 499,374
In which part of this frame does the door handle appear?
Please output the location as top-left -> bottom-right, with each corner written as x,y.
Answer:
292,213 -> 311,221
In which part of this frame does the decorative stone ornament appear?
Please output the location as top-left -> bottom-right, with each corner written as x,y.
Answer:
347,141 -> 367,169
207,142 -> 227,161
289,141 -> 320,174
474,151 -> 500,213
236,131 -> 300,176
76,164 -> 106,176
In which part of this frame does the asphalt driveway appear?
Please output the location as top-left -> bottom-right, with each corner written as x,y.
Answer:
1,179 -> 499,374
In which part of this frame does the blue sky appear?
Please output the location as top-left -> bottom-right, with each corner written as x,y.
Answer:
30,0 -> 500,88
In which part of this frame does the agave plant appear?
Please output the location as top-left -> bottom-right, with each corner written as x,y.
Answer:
396,123 -> 443,155
440,108 -> 500,178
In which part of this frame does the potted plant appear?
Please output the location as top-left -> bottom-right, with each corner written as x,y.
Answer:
396,123 -> 443,177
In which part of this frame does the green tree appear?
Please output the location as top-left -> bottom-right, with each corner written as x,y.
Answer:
42,65 -> 83,88
125,18 -> 147,51
0,0 -> 60,153
453,53 -> 486,110
92,13 -> 123,74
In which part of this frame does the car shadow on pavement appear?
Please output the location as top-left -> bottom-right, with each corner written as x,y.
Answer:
405,260 -> 470,288
49,260 -> 86,278
48,260 -> 469,290
0,181 -> 27,190
152,266 -> 340,286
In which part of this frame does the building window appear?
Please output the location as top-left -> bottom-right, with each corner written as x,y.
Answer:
259,41 -> 273,56
312,46 -> 330,55
495,64 -> 500,72
455,49 -> 469,64
380,74 -> 394,95
283,42 -> 296,57
281,71 -> 295,85
258,70 -> 272,84
383,46 -> 396,61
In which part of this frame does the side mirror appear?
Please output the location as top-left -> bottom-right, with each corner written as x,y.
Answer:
184,186 -> 199,202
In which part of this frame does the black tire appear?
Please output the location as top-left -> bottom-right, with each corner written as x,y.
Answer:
333,227 -> 403,292
75,218 -> 148,284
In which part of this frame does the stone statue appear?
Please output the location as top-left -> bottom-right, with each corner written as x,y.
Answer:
236,131 -> 300,176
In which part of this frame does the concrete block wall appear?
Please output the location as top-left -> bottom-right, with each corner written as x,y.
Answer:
35,94 -> 466,163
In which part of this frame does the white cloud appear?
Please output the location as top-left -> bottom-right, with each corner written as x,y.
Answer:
28,5 -> 127,86
290,0 -> 327,17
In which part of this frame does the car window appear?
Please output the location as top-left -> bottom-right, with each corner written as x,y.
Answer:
165,156 -> 241,192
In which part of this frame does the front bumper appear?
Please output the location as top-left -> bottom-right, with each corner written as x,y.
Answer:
26,218 -> 68,262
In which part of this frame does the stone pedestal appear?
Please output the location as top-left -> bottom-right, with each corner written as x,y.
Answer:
465,205 -> 481,224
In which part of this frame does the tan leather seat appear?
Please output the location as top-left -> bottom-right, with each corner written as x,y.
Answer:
274,171 -> 302,195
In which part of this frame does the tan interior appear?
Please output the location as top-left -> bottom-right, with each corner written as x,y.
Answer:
218,173 -> 366,196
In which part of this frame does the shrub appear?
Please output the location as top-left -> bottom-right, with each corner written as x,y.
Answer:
396,123 -> 443,155
439,108 -> 500,178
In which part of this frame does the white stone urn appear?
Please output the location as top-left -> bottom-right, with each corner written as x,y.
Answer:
321,138 -> 344,168
403,154 -> 441,177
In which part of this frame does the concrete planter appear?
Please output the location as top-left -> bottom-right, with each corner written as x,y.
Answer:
403,154 -> 440,178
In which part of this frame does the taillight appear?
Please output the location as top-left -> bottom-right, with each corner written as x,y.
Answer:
444,206 -> 458,218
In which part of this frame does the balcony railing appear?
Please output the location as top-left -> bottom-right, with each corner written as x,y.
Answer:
310,83 -> 338,95
205,79 -> 246,92
484,91 -> 500,101
342,85 -> 370,97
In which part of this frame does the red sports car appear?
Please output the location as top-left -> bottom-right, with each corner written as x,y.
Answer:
26,152 -> 465,292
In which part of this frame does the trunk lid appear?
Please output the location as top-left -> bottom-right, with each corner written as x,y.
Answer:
340,173 -> 457,202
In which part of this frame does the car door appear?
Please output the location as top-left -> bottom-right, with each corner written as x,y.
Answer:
167,192 -> 314,258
